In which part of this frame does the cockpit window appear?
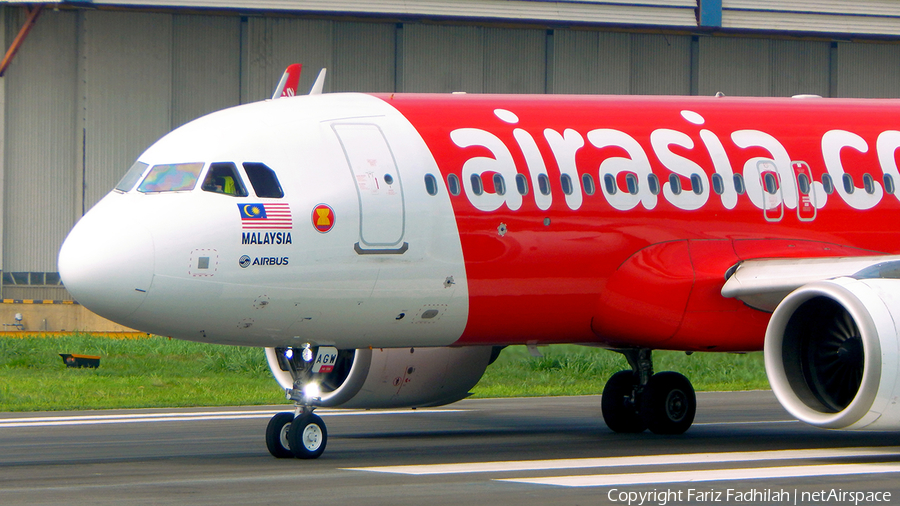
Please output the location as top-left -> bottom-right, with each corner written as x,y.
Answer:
115,161 -> 149,192
243,162 -> 284,198
201,162 -> 249,197
138,162 -> 204,193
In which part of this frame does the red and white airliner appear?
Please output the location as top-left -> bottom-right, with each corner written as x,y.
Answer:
58,65 -> 900,459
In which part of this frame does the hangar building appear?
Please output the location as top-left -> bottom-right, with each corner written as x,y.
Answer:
2,0 -> 900,330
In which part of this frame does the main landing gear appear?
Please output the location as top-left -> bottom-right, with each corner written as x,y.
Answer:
601,349 -> 696,435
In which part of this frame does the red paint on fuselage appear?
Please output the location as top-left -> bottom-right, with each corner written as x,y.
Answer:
381,93 -> 900,351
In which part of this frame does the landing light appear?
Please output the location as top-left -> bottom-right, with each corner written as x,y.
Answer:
302,346 -> 315,362
303,382 -> 321,400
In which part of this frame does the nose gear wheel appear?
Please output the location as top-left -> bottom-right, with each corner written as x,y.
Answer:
288,413 -> 327,459
265,412 -> 295,459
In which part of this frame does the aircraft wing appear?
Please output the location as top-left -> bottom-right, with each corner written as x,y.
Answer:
721,255 -> 900,312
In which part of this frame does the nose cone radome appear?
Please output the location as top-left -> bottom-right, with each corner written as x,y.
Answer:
59,202 -> 155,325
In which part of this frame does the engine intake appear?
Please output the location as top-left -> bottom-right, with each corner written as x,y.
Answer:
266,346 -> 494,409
765,278 -> 900,430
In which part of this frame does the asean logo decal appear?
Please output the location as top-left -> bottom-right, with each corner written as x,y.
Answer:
312,204 -> 335,233
239,255 -> 251,268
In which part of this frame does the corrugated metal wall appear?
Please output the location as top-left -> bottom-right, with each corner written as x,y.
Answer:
400,24 -> 484,93
552,30 -> 630,94
550,31 -> 692,95
82,10 -> 173,210
698,37 -> 830,97
835,42 -> 900,98
332,22 -> 396,93
4,9 -> 77,275
243,18 -> 397,97
484,28 -> 546,94
5,6 -> 900,299
243,18 -> 333,103
631,34 -> 693,96
172,15 -> 241,129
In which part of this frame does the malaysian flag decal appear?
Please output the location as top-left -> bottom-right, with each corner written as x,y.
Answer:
238,203 -> 292,230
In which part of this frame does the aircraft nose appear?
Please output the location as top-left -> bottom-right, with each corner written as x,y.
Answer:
59,202 -> 155,324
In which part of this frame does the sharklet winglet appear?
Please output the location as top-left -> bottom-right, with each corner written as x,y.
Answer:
309,68 -> 327,95
272,63 -> 302,99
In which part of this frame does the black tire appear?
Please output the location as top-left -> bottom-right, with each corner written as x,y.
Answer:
288,413 -> 327,459
265,412 -> 295,459
640,371 -> 696,435
601,370 -> 647,433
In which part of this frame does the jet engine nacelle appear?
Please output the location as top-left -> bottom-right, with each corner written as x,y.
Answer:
765,277 -> 900,430
265,345 -> 495,409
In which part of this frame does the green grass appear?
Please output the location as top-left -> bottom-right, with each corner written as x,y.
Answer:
0,334 -> 284,412
474,345 -> 769,398
0,335 -> 769,412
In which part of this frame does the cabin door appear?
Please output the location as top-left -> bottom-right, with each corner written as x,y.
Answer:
332,123 -> 408,254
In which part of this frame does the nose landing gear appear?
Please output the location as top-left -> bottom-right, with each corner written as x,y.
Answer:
601,349 -> 696,435
265,345 -> 332,459
266,408 -> 328,459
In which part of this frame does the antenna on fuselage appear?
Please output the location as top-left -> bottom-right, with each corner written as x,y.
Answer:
309,68 -> 327,95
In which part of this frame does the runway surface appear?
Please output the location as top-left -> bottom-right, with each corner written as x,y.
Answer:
3,391 -> 900,505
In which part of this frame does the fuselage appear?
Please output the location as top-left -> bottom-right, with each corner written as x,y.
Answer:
59,92 -> 900,352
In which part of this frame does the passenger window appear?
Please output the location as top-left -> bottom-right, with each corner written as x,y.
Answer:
581,173 -> 595,196
243,162 -> 284,198
138,162 -> 204,193
797,173 -> 810,195
885,174 -> 896,195
470,174 -> 484,196
538,174 -> 551,196
604,174 -> 617,195
863,173 -> 875,195
626,173 -> 638,195
116,161 -> 149,192
516,174 -> 529,195
842,173 -> 855,194
733,174 -> 746,195
669,174 -> 682,195
763,173 -> 778,195
822,174 -> 834,194
493,173 -> 506,196
201,163 -> 249,197
561,174 -> 573,195
424,174 -> 438,196
648,174 -> 661,195
711,173 -> 724,195
448,174 -> 461,196
690,174 -> 704,195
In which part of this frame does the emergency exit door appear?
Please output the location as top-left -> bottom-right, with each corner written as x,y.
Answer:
792,161 -> 817,222
757,160 -> 784,222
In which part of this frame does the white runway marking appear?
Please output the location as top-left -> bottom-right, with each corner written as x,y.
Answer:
692,419 -> 798,426
499,463 -> 900,487
0,408 -> 463,428
346,446 -> 900,475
